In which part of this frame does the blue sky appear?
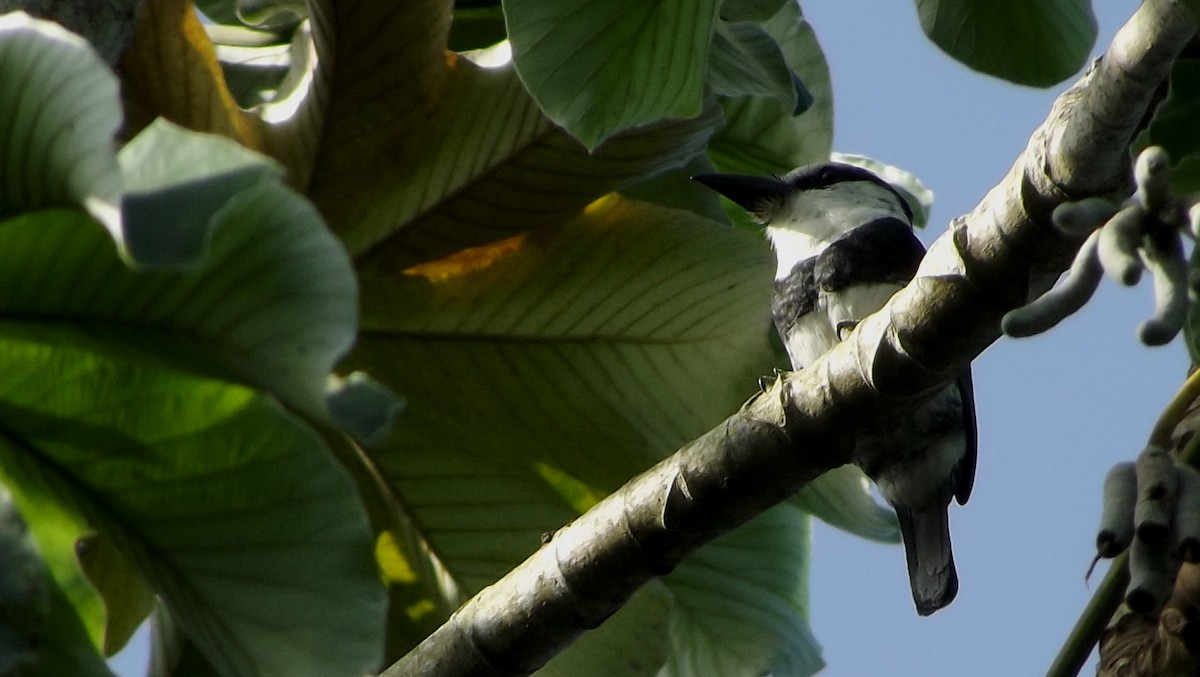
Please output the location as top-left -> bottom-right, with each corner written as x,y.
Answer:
801,1 -> 1182,675
107,2 -> 1176,676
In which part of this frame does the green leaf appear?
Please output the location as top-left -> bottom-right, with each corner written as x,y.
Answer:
0,18 -> 374,425
1172,155 -> 1200,201
792,465 -> 899,543
0,325 -> 386,677
349,195 -> 776,593
326,372 -> 405,446
662,503 -> 824,677
916,0 -> 1097,87
0,12 -> 122,234
0,491 -> 115,677
21,580 -> 116,677
75,535 -> 155,655
0,199 -> 358,424
710,1 -> 832,174
237,0 -> 306,30
211,36 -> 292,109
1184,236 -> 1200,366
1141,58 -> 1200,194
0,117 -> 385,427
537,582 -> 672,676
119,119 -> 285,194
117,119 -> 288,268
831,153 -> 935,229
194,0 -> 241,25
448,6 -> 508,52
194,0 -> 304,30
708,21 -> 809,114
147,603 -> 225,677
312,57 -> 720,265
619,154 -> 727,223
1182,0 -> 1200,24
504,0 -> 718,148
718,0 -> 789,22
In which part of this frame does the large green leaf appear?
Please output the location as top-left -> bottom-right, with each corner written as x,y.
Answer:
0,118 -> 371,424
0,486 -> 116,677
117,120 -> 285,264
916,0 -> 1097,87
710,1 -> 833,174
708,21 -> 807,113
286,2 -> 719,266
313,57 -> 721,266
0,7 -> 371,424
718,0 -> 789,22
147,602 -> 223,677
349,195 -> 776,593
620,153 -> 728,223
0,323 -> 385,677
662,503 -> 823,677
0,12 -> 122,234
504,0 -> 719,148
75,534 -> 155,655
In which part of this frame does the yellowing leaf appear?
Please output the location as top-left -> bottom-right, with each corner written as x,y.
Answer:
120,0 -> 264,149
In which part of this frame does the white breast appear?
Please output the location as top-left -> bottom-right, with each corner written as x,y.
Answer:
824,282 -> 904,333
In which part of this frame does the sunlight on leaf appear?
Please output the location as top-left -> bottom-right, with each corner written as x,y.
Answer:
349,195 -> 775,593
0,326 -> 385,677
532,462 -> 607,514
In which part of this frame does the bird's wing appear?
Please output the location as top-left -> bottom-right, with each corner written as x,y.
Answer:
771,255 -> 819,331
953,369 -> 978,505
812,217 -> 926,292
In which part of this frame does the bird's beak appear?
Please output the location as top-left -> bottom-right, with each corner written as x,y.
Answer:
689,173 -> 789,214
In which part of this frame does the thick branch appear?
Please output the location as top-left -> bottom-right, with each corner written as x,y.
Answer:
387,1 -> 1197,674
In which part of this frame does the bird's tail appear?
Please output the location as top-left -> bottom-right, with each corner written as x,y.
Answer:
894,505 -> 958,616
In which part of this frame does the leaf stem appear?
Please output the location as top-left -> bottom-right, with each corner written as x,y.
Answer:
1148,367 -> 1200,448
1044,554 -> 1130,677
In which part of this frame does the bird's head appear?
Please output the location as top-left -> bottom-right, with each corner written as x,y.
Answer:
692,162 -> 913,268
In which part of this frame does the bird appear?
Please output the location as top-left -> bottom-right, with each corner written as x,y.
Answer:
692,162 -> 977,616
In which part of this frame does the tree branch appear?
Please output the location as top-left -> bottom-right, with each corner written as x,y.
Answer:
386,2 -> 1197,674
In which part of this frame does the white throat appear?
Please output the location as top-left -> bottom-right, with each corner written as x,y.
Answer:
764,182 -> 910,280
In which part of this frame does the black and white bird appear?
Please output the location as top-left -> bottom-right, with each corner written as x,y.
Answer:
692,162 -> 977,616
